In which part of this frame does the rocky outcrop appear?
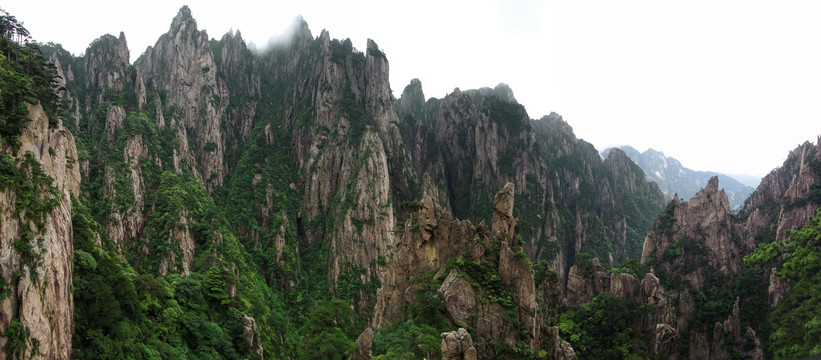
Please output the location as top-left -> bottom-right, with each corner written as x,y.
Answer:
0,103 -> 81,359
542,326 -> 576,360
395,81 -> 666,288
135,6 -> 227,190
440,328 -> 477,360
563,257 -> 643,307
350,327 -> 374,360
83,32 -> 130,94
242,315 -> 263,359
741,137 -> 821,244
373,184 -> 574,358
642,176 -> 741,282
372,195 -> 477,326
636,174 -> 792,358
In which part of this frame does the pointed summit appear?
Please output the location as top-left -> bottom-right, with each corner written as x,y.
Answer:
170,5 -> 197,33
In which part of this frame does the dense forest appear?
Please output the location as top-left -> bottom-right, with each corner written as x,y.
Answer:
1,7 -> 820,360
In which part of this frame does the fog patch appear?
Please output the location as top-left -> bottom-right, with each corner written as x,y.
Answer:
246,15 -> 308,55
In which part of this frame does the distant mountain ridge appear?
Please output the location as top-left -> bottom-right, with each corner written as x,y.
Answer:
602,145 -> 756,209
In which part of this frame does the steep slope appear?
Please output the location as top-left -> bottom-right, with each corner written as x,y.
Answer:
17,4 -> 819,358
396,80 -> 666,285
38,8 -> 299,358
604,145 -> 756,209
555,136 -> 821,359
0,16 -> 81,358
634,137 -> 821,358
369,184 -> 575,359
0,103 -> 80,360
135,7 -> 228,190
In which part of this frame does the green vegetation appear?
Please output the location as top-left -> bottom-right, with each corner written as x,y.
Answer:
0,9 -> 62,150
482,95 -> 530,137
300,298 -> 358,360
340,88 -> 369,147
0,152 -> 61,278
371,270 -> 447,359
559,292 -> 637,360
747,208 -> 821,358
2,318 -> 36,359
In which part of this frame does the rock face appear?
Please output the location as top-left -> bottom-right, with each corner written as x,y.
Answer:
372,183 -> 574,358
741,137 -> 821,243
135,6 -> 227,190
350,327 -> 374,360
0,103 -> 81,359
642,176 -> 741,281
84,32 -> 130,94
441,328 -> 478,360
395,81 -> 667,288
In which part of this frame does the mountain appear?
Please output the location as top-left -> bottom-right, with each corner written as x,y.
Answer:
2,6 -> 820,359
603,145 -> 756,209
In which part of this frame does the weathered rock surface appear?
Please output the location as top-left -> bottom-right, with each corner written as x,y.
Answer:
135,6 -> 227,190
395,82 -> 666,289
242,315 -> 263,359
542,326 -> 576,360
642,176 -> 741,282
373,184 -> 574,358
0,103 -> 81,359
84,32 -> 130,93
441,328 -> 478,360
372,196 -> 476,327
350,327 -> 374,360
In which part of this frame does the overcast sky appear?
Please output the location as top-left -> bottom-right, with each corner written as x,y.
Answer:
7,1 -> 821,178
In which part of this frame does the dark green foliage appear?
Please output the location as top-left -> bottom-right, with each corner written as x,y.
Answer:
72,196 -> 292,359
300,299 -> 358,360
452,257 -> 514,307
559,292 -> 635,360
482,95 -> 530,136
371,271 -> 447,359
611,259 -> 647,278
372,321 -> 441,360
573,252 -> 594,267
0,152 -> 60,277
405,270 -> 449,329
340,88 -> 369,147
747,209 -> 821,358
0,9 -> 62,150
2,318 -> 36,360
688,272 -> 734,330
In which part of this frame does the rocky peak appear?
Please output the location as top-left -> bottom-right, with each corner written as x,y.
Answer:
491,182 -> 516,239
642,176 -> 741,280
741,137 -> 821,244
83,32 -> 130,93
493,83 -> 516,102
170,5 -> 194,32
135,6 -> 227,190
397,78 -> 426,116
464,83 -> 516,103
605,145 -> 755,209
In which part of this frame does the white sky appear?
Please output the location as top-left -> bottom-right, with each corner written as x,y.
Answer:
6,1 -> 821,177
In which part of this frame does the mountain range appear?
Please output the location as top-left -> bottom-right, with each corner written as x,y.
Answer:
1,6 -> 820,359
602,146 -> 757,209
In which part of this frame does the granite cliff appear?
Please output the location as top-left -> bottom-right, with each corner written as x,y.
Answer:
5,5 -> 820,358
395,80 -> 667,287
0,103 -> 80,359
